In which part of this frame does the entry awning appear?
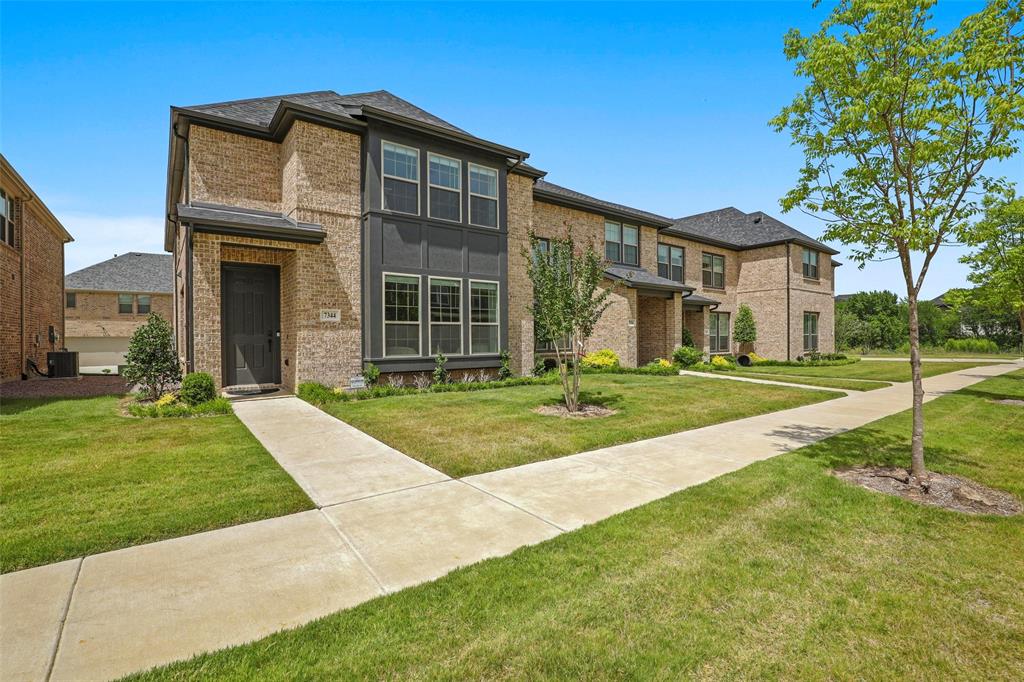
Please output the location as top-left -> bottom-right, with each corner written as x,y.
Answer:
604,265 -> 690,294
681,292 -> 720,306
177,203 -> 325,244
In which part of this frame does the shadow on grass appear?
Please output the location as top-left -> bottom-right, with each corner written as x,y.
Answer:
792,425 -> 977,472
539,390 -> 626,410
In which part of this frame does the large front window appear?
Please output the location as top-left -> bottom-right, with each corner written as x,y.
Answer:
470,280 -> 499,354
383,274 -> 420,356
382,141 -> 419,215
658,244 -> 684,282
803,312 -> 819,351
429,277 -> 462,355
702,253 -> 725,289
428,153 -> 461,222
469,164 -> 498,227
710,311 -> 730,353
802,248 -> 819,279
604,221 -> 638,266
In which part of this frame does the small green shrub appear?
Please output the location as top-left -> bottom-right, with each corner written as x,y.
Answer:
297,382 -> 342,405
680,327 -> 695,348
432,353 -> 450,384
580,348 -> 620,369
533,357 -> 550,377
122,313 -> 181,400
498,350 -> 513,380
180,372 -> 216,406
129,397 -> 231,418
672,345 -> 703,367
944,338 -> 999,354
362,363 -> 381,386
711,355 -> 736,370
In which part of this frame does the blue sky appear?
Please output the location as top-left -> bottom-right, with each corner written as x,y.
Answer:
3,1 -> 1018,298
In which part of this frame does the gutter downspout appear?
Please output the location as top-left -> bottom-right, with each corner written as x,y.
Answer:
786,242 -> 792,361
19,197 -> 28,379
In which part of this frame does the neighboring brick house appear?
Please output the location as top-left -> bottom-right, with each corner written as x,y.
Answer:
1,155 -> 74,382
64,253 -> 173,371
165,90 -> 839,390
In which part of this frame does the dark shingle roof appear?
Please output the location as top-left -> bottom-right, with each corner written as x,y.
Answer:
534,180 -> 674,228
66,253 -> 172,293
604,264 -> 690,292
666,207 -> 838,254
177,203 -> 325,244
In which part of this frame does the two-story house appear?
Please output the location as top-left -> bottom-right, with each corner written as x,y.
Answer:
164,90 -> 838,391
64,252 -> 173,372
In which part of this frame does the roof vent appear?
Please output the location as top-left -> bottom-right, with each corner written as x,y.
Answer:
753,215 -> 762,224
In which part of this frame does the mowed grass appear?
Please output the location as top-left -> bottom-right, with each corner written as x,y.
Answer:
718,371 -> 890,391
324,374 -> 835,477
135,371 -> 1024,681
736,359 -> 990,382
0,397 -> 313,573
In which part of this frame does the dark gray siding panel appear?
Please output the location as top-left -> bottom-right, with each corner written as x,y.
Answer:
467,232 -> 500,275
381,221 -> 422,267
427,226 -> 463,271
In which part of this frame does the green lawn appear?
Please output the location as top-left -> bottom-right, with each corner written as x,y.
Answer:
856,349 -> 1022,360
717,371 -> 891,391
735,359 -> 991,382
0,397 -> 313,573
134,371 -> 1024,681
323,374 -> 835,477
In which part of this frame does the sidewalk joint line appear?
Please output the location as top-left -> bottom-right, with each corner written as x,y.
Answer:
459,479 -> 569,532
44,556 -> 83,682
319,478 -> 452,510
318,508 -> 390,596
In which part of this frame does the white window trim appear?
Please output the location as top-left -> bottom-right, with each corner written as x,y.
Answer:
468,278 -> 501,355
426,152 -> 462,223
468,163 -> 499,228
381,140 -> 420,216
427,276 -> 463,356
382,271 -> 422,358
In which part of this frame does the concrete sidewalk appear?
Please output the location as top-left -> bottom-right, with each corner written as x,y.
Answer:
2,361 -> 1018,682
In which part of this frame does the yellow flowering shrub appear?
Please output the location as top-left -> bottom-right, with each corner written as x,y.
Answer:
581,349 -> 620,369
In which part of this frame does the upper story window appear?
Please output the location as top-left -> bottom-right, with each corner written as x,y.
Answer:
702,252 -> 725,289
0,188 -> 13,247
382,141 -> 419,215
469,164 -> 499,228
66,292 -> 76,308
802,248 -> 820,279
428,153 -> 461,222
137,295 -> 151,314
118,294 -> 134,314
657,244 -> 684,282
604,221 -> 639,266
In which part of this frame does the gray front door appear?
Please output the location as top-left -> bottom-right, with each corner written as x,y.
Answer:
222,264 -> 280,386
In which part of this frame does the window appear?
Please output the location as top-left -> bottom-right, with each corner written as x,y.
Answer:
802,248 -> 819,279
429,277 -> 462,355
604,221 -> 639,266
709,312 -> 730,353
137,295 -> 151,314
702,253 -> 725,289
382,141 -> 419,215
0,188 -> 12,247
470,281 -> 499,354
803,312 -> 819,351
65,292 -> 76,309
657,244 -> 684,282
118,294 -> 134,314
428,153 -> 461,222
469,164 -> 498,227
383,274 -> 420,356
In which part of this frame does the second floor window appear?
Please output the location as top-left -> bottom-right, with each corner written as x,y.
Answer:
702,253 -> 725,289
802,248 -> 819,279
0,188 -> 13,247
428,153 -> 461,222
118,294 -> 134,314
469,164 -> 498,228
137,295 -> 151,314
66,292 -> 76,309
657,244 -> 684,282
382,141 -> 419,215
605,221 -> 638,266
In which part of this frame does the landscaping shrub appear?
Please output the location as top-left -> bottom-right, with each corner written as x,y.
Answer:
747,352 -> 764,363
297,382 -> 342,405
672,345 -> 703,367
711,355 -> 736,370
122,313 -> 181,400
498,350 -> 513,380
362,363 -> 381,386
580,348 -> 620,369
944,338 -> 1000,354
432,352 -> 451,384
180,372 -> 216,406
129,396 -> 231,418
532,358 -> 550,377
753,356 -> 858,367
680,327 -> 695,348
297,374 -> 562,408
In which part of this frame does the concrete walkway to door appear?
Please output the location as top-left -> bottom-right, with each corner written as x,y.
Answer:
2,361 -> 1020,682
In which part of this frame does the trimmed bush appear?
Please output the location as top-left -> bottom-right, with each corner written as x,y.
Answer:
122,313 -> 181,400
711,355 -> 736,370
672,345 -> 703,367
180,372 -> 216,406
680,327 -> 695,348
498,350 -> 513,380
944,338 -> 1000,354
129,397 -> 231,418
580,349 -> 620,369
432,353 -> 451,384
362,363 -> 381,386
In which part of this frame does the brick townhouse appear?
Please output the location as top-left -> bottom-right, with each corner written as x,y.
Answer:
164,90 -> 838,391
1,155 -> 74,382
64,252 -> 173,371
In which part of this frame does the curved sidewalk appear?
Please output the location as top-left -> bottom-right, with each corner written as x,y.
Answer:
2,361 -> 1019,682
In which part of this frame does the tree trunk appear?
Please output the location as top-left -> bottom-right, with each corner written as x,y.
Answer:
1018,306 -> 1024,355
906,293 -> 928,486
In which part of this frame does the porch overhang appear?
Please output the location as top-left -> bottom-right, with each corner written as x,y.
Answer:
177,203 -> 325,245
604,265 -> 690,298
680,292 -> 720,307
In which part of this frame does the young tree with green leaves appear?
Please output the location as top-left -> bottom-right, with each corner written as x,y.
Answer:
733,304 -> 757,351
771,0 -> 1024,487
525,231 -> 613,412
123,313 -> 182,400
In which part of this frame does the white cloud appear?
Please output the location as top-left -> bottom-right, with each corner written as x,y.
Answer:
58,212 -> 165,274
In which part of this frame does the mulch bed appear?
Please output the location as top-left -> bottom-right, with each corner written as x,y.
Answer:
1,375 -> 129,400
834,466 -> 1022,516
533,403 -> 618,419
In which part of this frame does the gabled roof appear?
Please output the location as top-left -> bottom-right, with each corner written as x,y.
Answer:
665,207 -> 838,255
534,180 -> 674,228
65,252 -> 172,293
